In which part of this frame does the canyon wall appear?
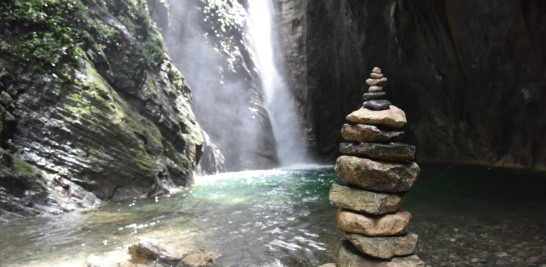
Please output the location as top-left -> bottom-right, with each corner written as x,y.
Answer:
278,0 -> 546,169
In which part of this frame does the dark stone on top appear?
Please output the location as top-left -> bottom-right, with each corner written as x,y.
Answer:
339,142 -> 416,161
363,91 -> 386,100
363,99 -> 391,110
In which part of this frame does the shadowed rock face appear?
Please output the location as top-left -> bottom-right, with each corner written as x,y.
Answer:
0,0 -> 203,215
277,0 -> 546,169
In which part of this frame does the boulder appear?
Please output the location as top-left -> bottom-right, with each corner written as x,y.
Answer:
344,232 -> 419,259
335,156 -> 420,193
339,142 -> 416,161
335,240 -> 425,267
346,106 -> 407,129
341,124 -> 405,143
329,184 -> 406,215
337,209 -> 412,236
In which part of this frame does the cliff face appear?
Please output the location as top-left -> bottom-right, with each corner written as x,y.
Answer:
278,0 -> 546,169
0,0 -> 203,217
161,0 -> 279,171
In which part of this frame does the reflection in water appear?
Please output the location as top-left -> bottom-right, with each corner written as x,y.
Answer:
1,164 -> 545,266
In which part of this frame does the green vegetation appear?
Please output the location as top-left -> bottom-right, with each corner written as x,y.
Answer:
0,0 -> 165,82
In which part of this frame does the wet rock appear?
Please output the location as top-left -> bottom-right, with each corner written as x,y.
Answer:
344,232 -> 419,259
337,209 -> 412,236
363,92 -> 387,100
182,252 -> 222,266
339,142 -> 416,162
346,106 -> 407,129
128,237 -> 183,261
329,184 -> 406,215
335,240 -> 425,267
341,124 -> 404,143
335,156 -> 420,193
363,100 -> 392,111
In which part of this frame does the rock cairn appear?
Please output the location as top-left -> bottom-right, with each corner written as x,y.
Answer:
329,67 -> 425,266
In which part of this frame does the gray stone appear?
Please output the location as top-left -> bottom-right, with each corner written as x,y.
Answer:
337,209 -> 412,236
335,156 -> 420,193
329,184 -> 406,215
335,240 -> 425,267
339,142 -> 416,161
363,91 -> 387,100
363,100 -> 391,110
344,232 -> 419,259
341,124 -> 404,143
128,238 -> 183,261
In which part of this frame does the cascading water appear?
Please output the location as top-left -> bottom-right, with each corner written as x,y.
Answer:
246,0 -> 309,166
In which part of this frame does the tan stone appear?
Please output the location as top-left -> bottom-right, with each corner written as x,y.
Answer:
344,232 -> 419,259
335,240 -> 425,267
337,209 -> 412,236
335,156 -> 420,193
346,106 -> 407,129
341,124 -> 404,143
369,85 -> 384,92
329,184 -> 406,215
370,73 -> 384,79
128,238 -> 183,261
372,67 -> 382,73
366,77 -> 388,86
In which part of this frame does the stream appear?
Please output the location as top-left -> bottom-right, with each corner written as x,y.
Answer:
1,164 -> 545,266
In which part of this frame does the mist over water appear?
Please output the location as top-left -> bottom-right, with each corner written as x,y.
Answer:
246,0 -> 309,166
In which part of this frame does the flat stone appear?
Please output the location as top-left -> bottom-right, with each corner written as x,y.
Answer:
371,73 -> 384,79
372,67 -> 382,74
182,252 -> 222,266
318,264 -> 337,267
336,240 -> 425,267
363,91 -> 387,100
363,100 -> 391,110
366,77 -> 388,86
344,232 -> 419,259
346,106 -> 407,129
339,142 -> 416,161
369,86 -> 384,92
329,184 -> 406,215
335,155 -> 420,193
341,124 -> 404,143
337,209 -> 412,236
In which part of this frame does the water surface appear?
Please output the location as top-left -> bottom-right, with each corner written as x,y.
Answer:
1,164 -> 545,266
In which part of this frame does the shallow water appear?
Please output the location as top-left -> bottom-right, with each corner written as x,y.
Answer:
1,164 -> 545,266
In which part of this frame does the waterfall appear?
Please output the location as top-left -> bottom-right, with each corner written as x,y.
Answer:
246,0 -> 308,166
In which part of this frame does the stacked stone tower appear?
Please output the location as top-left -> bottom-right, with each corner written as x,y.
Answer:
329,67 -> 425,266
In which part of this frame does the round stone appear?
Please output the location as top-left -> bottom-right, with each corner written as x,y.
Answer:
369,86 -> 383,92
370,73 -> 384,79
366,77 -> 388,86
363,99 -> 391,110
372,67 -> 381,73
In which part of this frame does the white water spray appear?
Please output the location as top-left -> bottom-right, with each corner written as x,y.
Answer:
246,0 -> 308,166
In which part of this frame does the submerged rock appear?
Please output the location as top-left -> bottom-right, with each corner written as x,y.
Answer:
128,237 -> 184,262
335,156 -> 420,193
182,252 -> 222,266
329,183 -> 406,215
